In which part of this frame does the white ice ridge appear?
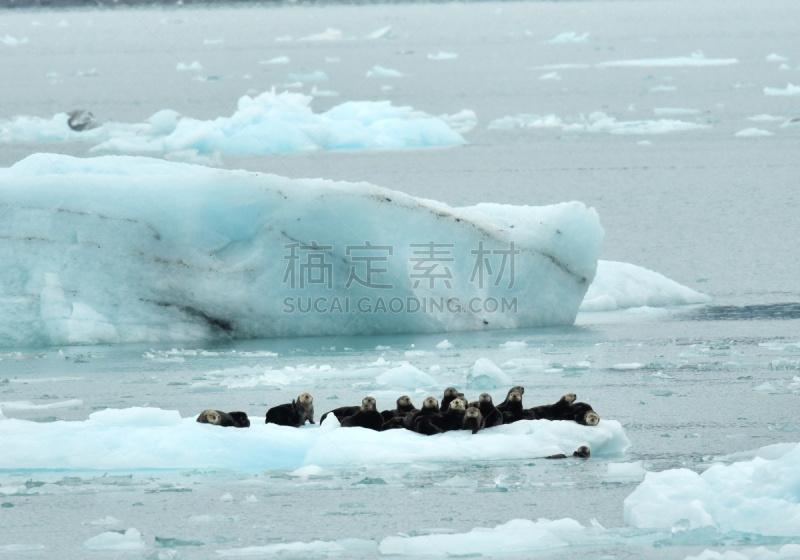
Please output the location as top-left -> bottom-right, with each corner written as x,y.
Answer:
488,111 -> 709,135
686,545 -> 800,560
580,261 -> 711,312
0,154 -> 603,346
597,52 -> 738,68
624,442 -> 800,537
0,407 -> 630,470
0,90 -> 465,155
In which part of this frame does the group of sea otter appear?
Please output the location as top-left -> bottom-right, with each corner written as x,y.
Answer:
197,386 -> 599,458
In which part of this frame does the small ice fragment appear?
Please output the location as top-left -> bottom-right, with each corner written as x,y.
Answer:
611,363 -> 645,370
607,461 -> 647,479
747,114 -> 782,121
766,53 -> 789,62
259,56 -> 289,65
435,340 -> 453,349
499,341 -> 527,349
538,71 -> 562,81
764,83 -> 800,96
467,358 -> 512,389
366,66 -> 405,78
244,495 -> 258,503
547,31 -> 589,44
428,52 -> 458,60
1,36 -> 29,46
176,61 -> 202,71
325,57 -> 340,63
300,28 -> 343,42
364,26 -> 391,40
735,128 -> 773,137
82,529 -> 145,551
650,84 -> 677,92
290,465 -> 325,478
438,110 -> 477,134
286,70 -> 329,82
203,38 -> 223,45
219,493 -> 234,502
84,516 -> 122,526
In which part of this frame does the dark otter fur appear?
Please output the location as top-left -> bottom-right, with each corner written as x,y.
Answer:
321,397 -> 376,424
196,409 -> 250,428
439,388 -> 459,415
496,386 -> 525,413
546,446 -> 591,459
569,402 -> 600,426
265,392 -> 315,427
381,395 -> 415,422
500,391 -> 532,424
402,396 -> 439,430
341,398 -> 384,431
462,406 -> 484,434
414,399 -> 465,435
67,109 -> 99,132
529,393 -> 577,421
477,393 -> 503,428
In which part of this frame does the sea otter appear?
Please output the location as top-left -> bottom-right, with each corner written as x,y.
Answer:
265,393 -> 315,427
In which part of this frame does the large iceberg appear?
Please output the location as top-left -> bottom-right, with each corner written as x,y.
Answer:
624,442 -> 800,537
0,91 -> 466,156
0,154 -> 603,346
0,407 -> 630,470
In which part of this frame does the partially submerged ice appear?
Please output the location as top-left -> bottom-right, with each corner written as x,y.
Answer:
0,406 -> 630,470
0,90 -> 466,155
0,154 -> 604,346
624,442 -> 800,537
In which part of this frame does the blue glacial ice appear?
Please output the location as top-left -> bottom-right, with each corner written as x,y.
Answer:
0,154 -> 603,346
0,91 -> 466,155
0,406 -> 630,470
488,111 -> 709,135
596,52 -> 739,68
624,442 -> 800,537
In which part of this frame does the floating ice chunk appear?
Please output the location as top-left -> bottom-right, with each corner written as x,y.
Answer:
299,28 -> 343,42
490,112 -> 706,134
610,363 -> 645,371
752,382 -> 776,392
0,407 -> 629,469
0,154 -> 600,345
467,358 -> 512,389
607,460 -> 647,479
580,260 -> 711,312
435,340 -> 453,349
259,56 -> 288,65
436,475 -> 477,488
653,108 -> 700,116
365,26 -> 392,40
377,363 -> 438,389
735,128 -> 773,137
747,114 -> 783,122
220,493 -> 234,502
203,38 -> 223,45
488,114 -> 563,130
650,84 -> 677,92
310,86 -> 338,97
218,541 -> 347,557
547,32 -> 589,44
325,57 -> 340,63
686,545 -> 800,560
428,51 -> 458,60
275,35 -> 292,42
779,63 -> 790,71
624,442 -> 800,537
0,399 -> 82,411
1,35 -> 29,46
286,70 -> 329,82
176,61 -> 202,71
57,20 -> 69,27
82,529 -> 145,551
598,53 -> 738,68
438,109 -> 477,134
766,53 -> 789,62
289,465 -> 326,477
534,63 -> 590,70
539,71 -> 562,81
366,65 -> 405,78
764,83 -> 800,96
499,340 -> 527,349
85,516 -> 122,525
0,545 -> 46,552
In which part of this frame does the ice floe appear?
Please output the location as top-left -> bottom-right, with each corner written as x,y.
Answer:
81,528 -> 145,551
597,52 -> 738,68
547,32 -> 589,44
1,35 -> 28,46
176,61 -> 202,71
653,108 -> 700,116
366,65 -> 405,78
686,545 -> 800,560
580,261 -> 711,312
259,56 -> 289,65
766,53 -> 789,62
0,399 -> 83,412
428,51 -> 458,60
364,25 -> 392,40
439,109 -> 477,134
747,114 -> 783,122
489,112 -> 708,135
624,442 -> 800,537
285,70 -> 329,82
763,83 -> 800,96
735,128 -> 773,137
0,154 -> 601,345
534,63 -> 590,70
539,71 -> 562,81
0,406 -> 631,470
0,91 -> 466,155
299,28 -> 343,42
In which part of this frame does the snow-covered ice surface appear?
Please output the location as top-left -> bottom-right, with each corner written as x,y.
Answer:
2,1 -> 800,558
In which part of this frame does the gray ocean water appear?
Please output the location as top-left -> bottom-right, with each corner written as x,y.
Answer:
1,1 -> 799,557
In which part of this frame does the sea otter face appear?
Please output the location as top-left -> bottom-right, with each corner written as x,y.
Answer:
205,410 -> 221,425
398,396 -> 412,407
455,397 -> 468,409
423,397 -> 438,409
584,411 -> 600,426
478,393 -> 492,404
361,397 -> 377,410
449,399 -> 465,411
575,446 -> 591,457
508,392 -> 522,403
443,387 -> 458,398
509,386 -> 525,396
465,407 -> 481,419
298,393 -> 313,406
563,393 -> 577,404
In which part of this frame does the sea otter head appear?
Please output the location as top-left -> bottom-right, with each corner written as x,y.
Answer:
443,387 -> 458,399
297,393 -> 313,407
507,391 -> 522,404
423,396 -> 439,410
508,386 -> 525,397
397,395 -> 413,408
584,411 -> 600,426
448,399 -> 466,412
465,407 -> 481,420
478,393 -> 493,404
574,446 -> 591,458
205,410 -> 221,425
562,393 -> 577,404
455,397 -> 469,409
361,397 -> 377,410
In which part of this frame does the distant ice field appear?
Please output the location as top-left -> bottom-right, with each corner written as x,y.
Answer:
1,0 -> 800,558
